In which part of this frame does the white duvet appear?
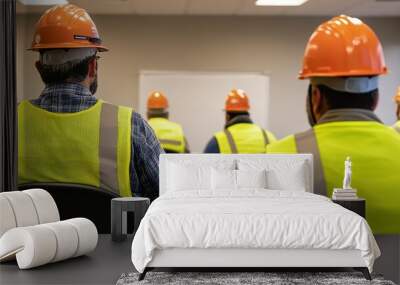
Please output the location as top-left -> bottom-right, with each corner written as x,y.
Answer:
131,190 -> 380,273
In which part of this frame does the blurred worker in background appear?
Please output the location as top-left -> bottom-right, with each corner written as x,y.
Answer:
147,91 -> 190,153
393,87 -> 400,133
204,89 -> 276,153
267,15 -> 400,235
18,4 -> 162,200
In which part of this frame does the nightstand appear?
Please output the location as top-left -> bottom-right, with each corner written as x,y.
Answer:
332,198 -> 365,218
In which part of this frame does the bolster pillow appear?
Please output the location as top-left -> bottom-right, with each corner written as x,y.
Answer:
0,189 -> 60,237
0,218 -> 98,269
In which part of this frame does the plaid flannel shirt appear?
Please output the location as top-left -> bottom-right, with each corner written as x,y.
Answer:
30,83 -> 162,199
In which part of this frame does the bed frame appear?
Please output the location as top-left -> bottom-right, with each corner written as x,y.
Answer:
139,154 -> 371,281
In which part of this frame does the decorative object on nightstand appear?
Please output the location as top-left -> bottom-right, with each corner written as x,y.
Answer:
332,157 -> 365,217
332,157 -> 358,200
111,197 -> 150,242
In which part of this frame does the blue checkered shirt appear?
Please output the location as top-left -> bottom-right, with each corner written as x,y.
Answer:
30,83 -> 163,199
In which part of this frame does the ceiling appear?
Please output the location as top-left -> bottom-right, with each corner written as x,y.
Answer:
16,0 -> 400,16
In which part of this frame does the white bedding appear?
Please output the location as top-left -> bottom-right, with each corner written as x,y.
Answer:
131,190 -> 380,273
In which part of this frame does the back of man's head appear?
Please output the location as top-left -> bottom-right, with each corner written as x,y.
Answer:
36,48 -> 96,86
316,84 -> 378,111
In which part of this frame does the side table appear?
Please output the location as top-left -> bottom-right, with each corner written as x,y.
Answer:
332,198 -> 366,218
111,197 -> 150,242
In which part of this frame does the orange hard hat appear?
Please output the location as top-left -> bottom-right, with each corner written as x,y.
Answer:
147,91 -> 169,110
225,89 -> 250,112
394,87 -> 400,104
30,4 -> 108,51
299,15 -> 387,79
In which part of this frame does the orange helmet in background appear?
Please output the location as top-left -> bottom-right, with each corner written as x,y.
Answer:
30,4 -> 108,51
299,15 -> 387,79
225,89 -> 250,112
147,91 -> 169,110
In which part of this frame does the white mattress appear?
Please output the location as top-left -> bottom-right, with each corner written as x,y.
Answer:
131,190 -> 380,273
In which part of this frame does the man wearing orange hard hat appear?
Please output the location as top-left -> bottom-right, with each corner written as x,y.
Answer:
18,4 -> 162,200
393,87 -> 400,133
267,16 -> 400,236
146,91 -> 190,153
204,89 -> 276,153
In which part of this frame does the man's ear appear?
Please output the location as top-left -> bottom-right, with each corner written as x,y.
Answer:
88,58 -> 97,78
371,92 -> 379,111
311,85 -> 322,116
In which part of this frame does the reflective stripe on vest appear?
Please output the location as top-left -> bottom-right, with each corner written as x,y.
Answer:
148,118 -> 185,153
294,129 -> 327,196
215,123 -> 271,154
18,100 -> 132,197
99,103 -> 119,194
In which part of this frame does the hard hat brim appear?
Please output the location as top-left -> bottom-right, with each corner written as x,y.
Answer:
298,68 -> 388,80
29,44 -> 108,52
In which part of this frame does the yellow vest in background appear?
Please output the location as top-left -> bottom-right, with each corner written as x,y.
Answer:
148,118 -> 185,153
393,121 -> 400,133
215,123 -> 276,154
18,100 -> 132,197
267,121 -> 400,234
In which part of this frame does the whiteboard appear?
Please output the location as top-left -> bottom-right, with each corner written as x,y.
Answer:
139,71 -> 270,153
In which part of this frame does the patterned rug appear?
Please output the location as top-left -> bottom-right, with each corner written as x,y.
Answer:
117,271 -> 396,285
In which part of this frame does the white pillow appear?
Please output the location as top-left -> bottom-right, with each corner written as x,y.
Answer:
211,168 -> 237,190
236,169 -> 267,189
266,164 -> 306,191
167,162 -> 211,191
238,159 -> 308,191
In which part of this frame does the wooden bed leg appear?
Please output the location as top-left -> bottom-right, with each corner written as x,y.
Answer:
354,267 -> 371,280
138,268 -> 148,281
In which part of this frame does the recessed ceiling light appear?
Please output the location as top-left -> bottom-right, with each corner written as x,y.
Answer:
255,0 -> 309,6
19,0 -> 68,6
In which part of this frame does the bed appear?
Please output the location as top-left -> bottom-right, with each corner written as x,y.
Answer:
131,154 -> 380,280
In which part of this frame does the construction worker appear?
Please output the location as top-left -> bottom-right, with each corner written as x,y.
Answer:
393,87 -> 400,133
266,15 -> 400,234
204,89 -> 276,153
146,91 -> 190,153
18,4 -> 162,200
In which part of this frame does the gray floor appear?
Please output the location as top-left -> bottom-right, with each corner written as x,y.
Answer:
1,234 -> 398,285
0,235 -> 134,285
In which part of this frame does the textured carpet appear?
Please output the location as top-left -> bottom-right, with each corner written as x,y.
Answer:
117,272 -> 396,285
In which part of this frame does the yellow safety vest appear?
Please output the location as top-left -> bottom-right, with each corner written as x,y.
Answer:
18,100 -> 132,197
215,123 -> 276,154
267,116 -> 400,234
393,121 -> 400,133
148,118 -> 185,153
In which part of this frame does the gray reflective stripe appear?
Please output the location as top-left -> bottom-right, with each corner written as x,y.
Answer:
294,129 -> 327,196
261,129 -> 269,146
159,139 -> 182,146
224,129 -> 238,154
99,103 -> 119,195
394,125 -> 400,133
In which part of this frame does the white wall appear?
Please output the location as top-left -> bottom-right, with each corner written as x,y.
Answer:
17,15 -> 400,139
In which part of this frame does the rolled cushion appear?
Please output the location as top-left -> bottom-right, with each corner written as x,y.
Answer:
65,218 -> 98,257
24,189 -> 60,224
0,196 -> 17,237
1,191 -> 39,228
0,218 -> 97,269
